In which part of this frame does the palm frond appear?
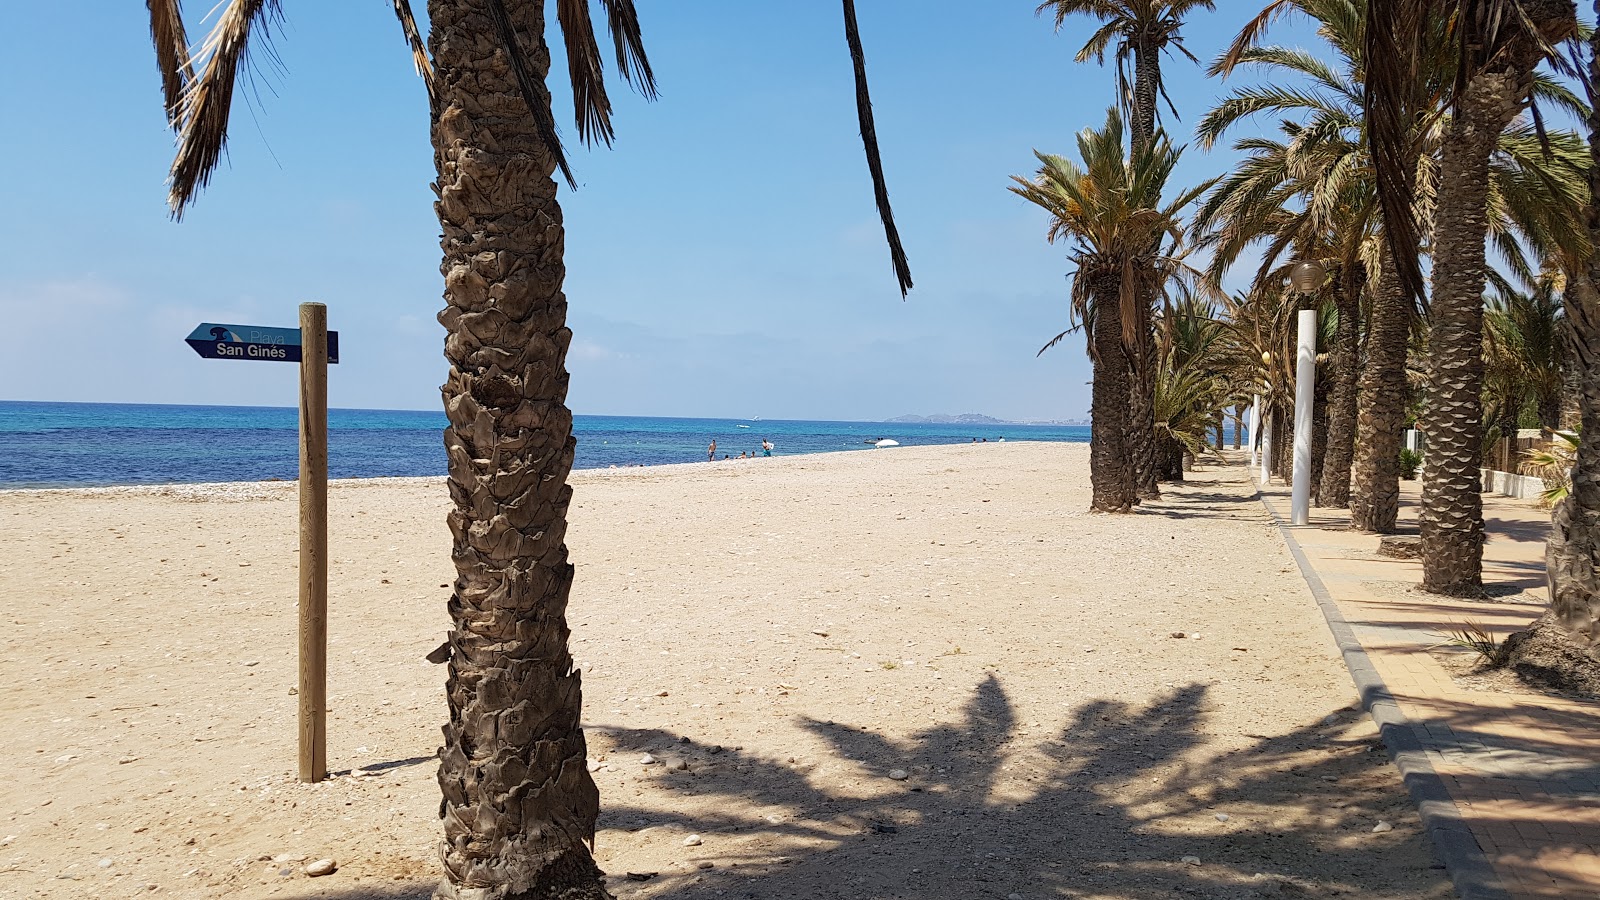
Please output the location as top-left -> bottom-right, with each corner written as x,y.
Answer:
842,0 -> 913,297
165,0 -> 285,218
389,0 -> 435,104
484,0 -> 575,189
557,0 -> 615,146
599,0 -> 657,98
145,0 -> 195,129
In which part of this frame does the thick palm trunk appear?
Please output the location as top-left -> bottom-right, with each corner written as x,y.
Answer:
1505,10 -> 1600,692
1310,376 -> 1329,502
430,3 -> 607,898
1351,262 -> 1410,533
1128,335 -> 1160,499
1318,263 -> 1363,507
1512,269 -> 1600,689
1420,70 -> 1527,595
1126,40 -> 1161,501
1089,274 -> 1136,512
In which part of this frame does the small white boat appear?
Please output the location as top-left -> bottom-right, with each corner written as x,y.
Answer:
736,424 -> 751,428
874,439 -> 900,448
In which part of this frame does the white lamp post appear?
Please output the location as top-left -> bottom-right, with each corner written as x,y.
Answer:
1288,260 -> 1324,525
1249,393 -> 1261,471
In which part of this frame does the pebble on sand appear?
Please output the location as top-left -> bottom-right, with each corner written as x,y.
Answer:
1214,813 -> 1231,822
1372,821 -> 1393,833
304,859 -> 337,877
683,834 -> 702,847
1181,856 -> 1202,866
639,754 -> 659,765
887,769 -> 910,781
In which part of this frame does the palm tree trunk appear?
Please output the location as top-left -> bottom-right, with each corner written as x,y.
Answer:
1090,274 -> 1136,512
1318,262 -> 1363,507
1512,268 -> 1600,686
1233,406 -> 1243,449
1419,69 -> 1528,595
1130,42 -> 1159,151
1351,260 -> 1410,533
1504,9 -> 1600,690
430,3 -> 607,897
1310,376 -> 1329,502
1125,39 -> 1161,501
1128,336 -> 1161,499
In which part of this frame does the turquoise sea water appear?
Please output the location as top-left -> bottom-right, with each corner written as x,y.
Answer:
0,401 -> 1090,488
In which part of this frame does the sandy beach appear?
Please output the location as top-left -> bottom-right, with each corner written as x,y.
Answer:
0,442 -> 1449,899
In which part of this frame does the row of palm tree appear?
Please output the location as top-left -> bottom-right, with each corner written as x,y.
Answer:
1018,0 -> 1598,685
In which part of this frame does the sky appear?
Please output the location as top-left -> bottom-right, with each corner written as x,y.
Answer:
0,2 -> 1323,422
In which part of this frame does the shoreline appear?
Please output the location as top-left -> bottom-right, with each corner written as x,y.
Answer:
0,440 -> 1038,496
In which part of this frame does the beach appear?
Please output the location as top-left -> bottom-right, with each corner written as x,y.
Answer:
0,442 -> 1449,899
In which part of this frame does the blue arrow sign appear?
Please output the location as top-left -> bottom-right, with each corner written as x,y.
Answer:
185,323 -> 339,364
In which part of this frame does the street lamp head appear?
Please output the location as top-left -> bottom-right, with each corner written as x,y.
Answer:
1289,259 -> 1326,293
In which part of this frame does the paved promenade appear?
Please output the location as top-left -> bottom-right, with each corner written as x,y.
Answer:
1256,473 -> 1600,899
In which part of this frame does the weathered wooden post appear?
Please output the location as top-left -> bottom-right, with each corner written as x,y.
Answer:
298,302 -> 329,783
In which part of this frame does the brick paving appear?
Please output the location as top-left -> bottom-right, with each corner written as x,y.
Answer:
1255,474 -> 1600,899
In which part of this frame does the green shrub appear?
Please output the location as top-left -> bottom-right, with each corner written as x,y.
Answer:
1399,448 -> 1422,480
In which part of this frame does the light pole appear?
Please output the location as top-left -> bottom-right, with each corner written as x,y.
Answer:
1288,260 -> 1324,525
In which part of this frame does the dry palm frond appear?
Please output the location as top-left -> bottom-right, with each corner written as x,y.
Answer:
145,0 -> 194,129
1442,620 -> 1507,665
389,0 -> 435,104
599,0 -> 657,98
165,0 -> 285,218
557,0 -> 615,146
842,0 -> 913,297
1523,430 -> 1578,505
484,0 -> 575,189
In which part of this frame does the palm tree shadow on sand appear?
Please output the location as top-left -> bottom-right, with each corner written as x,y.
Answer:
311,674 -> 1461,900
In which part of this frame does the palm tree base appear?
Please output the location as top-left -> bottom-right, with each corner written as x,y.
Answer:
1500,613 -> 1600,698
1419,521 -> 1486,596
433,847 -> 614,900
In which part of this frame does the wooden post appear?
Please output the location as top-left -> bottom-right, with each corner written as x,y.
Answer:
297,302 -> 329,783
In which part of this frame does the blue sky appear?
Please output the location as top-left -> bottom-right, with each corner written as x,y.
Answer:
1,2 -> 1320,421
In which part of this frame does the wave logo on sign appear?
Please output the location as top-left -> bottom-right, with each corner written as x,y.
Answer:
209,326 -> 243,342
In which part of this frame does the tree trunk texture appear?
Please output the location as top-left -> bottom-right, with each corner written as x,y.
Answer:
1351,261 -> 1410,532
1213,409 -> 1225,453
1318,262 -> 1364,507
1157,433 -> 1185,481
1310,376 -> 1329,503
1128,337 -> 1160,499
1273,404 -> 1292,482
1089,274 -> 1137,512
1505,6 -> 1600,693
1125,39 -> 1161,501
1130,42 -> 1159,152
1420,68 -> 1527,595
1233,406 -> 1243,449
429,2 -> 608,898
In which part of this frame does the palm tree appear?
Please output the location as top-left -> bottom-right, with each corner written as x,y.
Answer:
142,1 -> 912,896
1366,0 -> 1580,593
1011,108 -> 1208,512
1501,0 -> 1600,688
1484,269 -> 1567,445
1196,14 -> 1375,507
1208,0 -> 1586,534
1038,0 -> 1216,501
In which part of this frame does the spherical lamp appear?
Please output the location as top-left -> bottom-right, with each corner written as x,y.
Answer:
1289,259 -> 1326,293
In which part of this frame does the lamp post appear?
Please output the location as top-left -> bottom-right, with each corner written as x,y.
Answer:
1288,259 -> 1324,525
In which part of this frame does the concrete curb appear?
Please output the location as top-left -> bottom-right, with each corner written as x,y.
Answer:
1253,486 -> 1510,900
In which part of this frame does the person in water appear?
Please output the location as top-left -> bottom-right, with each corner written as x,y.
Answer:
762,439 -> 774,457
708,439 -> 717,461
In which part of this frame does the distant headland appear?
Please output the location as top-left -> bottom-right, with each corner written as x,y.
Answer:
885,413 -> 1089,427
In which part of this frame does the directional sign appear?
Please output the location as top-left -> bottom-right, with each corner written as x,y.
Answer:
185,323 -> 339,364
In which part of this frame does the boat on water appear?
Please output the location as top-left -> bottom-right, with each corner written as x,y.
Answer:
874,439 -> 899,448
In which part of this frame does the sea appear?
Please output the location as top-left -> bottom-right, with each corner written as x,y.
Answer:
0,401 -> 1091,489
